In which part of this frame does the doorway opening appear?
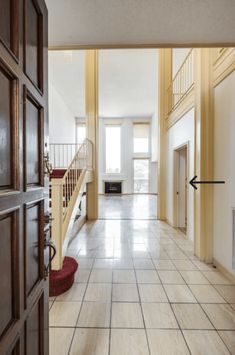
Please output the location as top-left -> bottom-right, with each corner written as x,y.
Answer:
98,49 -> 158,220
174,144 -> 188,235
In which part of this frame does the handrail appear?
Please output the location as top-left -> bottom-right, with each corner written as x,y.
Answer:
62,139 -> 92,220
50,138 -> 93,270
167,49 -> 194,113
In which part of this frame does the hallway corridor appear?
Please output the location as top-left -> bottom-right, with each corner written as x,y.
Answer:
49,219 -> 235,355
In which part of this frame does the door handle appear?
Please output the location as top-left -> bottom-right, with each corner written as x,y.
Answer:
44,238 -> 56,278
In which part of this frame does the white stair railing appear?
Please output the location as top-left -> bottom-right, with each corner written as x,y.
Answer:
50,139 -> 93,270
49,143 -> 81,168
167,49 -> 194,113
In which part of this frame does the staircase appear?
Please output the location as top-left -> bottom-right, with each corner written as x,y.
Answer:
49,139 -> 93,271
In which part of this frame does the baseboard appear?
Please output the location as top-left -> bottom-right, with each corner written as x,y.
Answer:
213,258 -> 235,283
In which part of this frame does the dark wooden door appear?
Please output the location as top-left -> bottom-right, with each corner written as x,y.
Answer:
0,0 -> 49,354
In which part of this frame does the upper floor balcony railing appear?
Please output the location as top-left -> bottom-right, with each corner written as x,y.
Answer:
167,49 -> 194,113
49,143 -> 81,169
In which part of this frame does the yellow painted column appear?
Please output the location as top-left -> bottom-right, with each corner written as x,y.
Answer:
157,49 -> 172,220
194,48 -> 214,262
85,50 -> 99,219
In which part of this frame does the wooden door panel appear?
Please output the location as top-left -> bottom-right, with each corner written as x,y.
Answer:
0,0 -> 48,353
0,0 -> 19,58
0,63 -> 18,190
25,0 -> 43,91
24,89 -> 43,189
0,208 -> 19,340
0,0 -> 11,49
25,200 -> 44,301
26,295 -> 43,355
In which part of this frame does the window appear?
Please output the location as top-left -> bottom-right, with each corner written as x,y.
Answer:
105,125 -> 121,173
134,159 -> 149,193
76,123 -> 86,144
133,123 -> 149,153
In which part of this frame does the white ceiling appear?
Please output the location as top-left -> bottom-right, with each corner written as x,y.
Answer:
45,0 -> 235,47
49,49 -> 158,118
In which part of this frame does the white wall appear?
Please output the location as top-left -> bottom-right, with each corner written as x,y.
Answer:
214,71 -> 235,276
172,48 -> 191,77
49,82 -> 76,144
166,108 -> 195,241
99,117 -> 158,194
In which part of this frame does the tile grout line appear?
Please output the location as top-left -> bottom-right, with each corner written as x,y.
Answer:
132,256 -> 151,355
67,258 -> 95,354
149,236 -> 193,355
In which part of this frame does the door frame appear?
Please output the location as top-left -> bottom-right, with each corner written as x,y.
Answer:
173,142 -> 189,236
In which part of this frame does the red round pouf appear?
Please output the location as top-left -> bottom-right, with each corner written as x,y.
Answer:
49,257 -> 78,297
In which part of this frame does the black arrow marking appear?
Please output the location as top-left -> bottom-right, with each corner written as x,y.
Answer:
189,175 -> 225,190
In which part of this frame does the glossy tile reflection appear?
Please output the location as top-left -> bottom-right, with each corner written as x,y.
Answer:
99,194 -> 157,219
50,218 -> 234,355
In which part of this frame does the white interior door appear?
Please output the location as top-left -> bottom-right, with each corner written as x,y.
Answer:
177,147 -> 187,230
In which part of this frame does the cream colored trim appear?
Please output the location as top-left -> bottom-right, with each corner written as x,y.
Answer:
49,43 -> 235,51
166,88 -> 195,130
157,49 -> 172,220
194,48 -> 214,262
213,258 -> 235,284
85,50 -> 99,219
212,48 -> 235,87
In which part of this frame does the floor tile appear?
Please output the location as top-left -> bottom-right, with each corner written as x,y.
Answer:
113,269 -> 136,283
201,304 -> 235,330
158,271 -> 185,284
166,250 -> 187,260
218,331 -> 235,354
77,258 -> 94,269
173,260 -> 198,271
192,260 -> 214,271
74,269 -> 90,283
147,329 -> 189,355
142,303 -> 178,328
150,251 -> 169,259
84,283 -> 112,302
89,269 -> 112,283
77,302 -> 111,328
189,285 -> 226,303
112,283 -> 139,302
70,328 -> 109,355
214,285 -> 235,303
49,301 -> 81,327
153,260 -> 176,270
180,270 -> 210,285
56,283 -> 86,301
164,285 -> 197,303
133,258 -> 155,269
113,258 -> 133,269
49,327 -> 74,355
202,271 -> 233,285
139,284 -> 168,302
183,330 -> 230,355
110,329 -> 149,355
111,302 -> 144,328
136,270 -> 160,284
172,303 -> 213,329
93,258 -> 113,269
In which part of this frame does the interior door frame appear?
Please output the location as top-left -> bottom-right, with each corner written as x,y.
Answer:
173,141 -> 189,236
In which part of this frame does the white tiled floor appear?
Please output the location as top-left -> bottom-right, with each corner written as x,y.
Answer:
50,218 -> 235,354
